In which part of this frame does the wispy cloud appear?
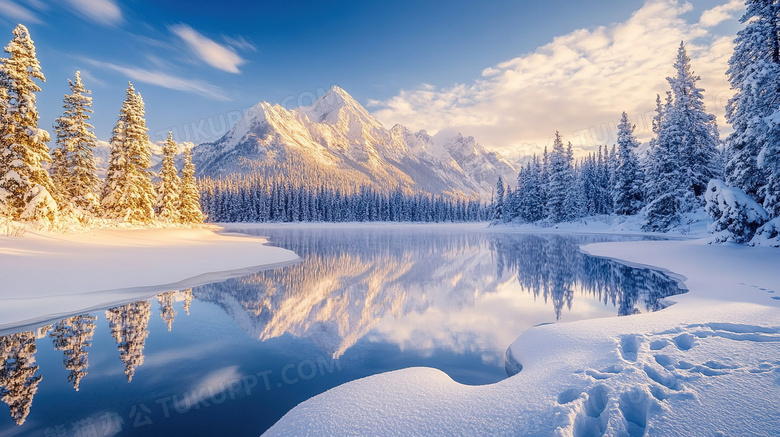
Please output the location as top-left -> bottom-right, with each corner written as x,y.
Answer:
223,35 -> 257,53
699,0 -> 745,28
370,0 -> 740,159
0,0 -> 41,24
170,24 -> 247,74
84,58 -> 230,101
65,0 -> 122,26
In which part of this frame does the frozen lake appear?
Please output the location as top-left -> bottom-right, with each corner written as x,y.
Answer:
0,227 -> 685,436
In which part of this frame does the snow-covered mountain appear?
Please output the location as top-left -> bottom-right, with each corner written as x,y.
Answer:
193,86 -> 517,199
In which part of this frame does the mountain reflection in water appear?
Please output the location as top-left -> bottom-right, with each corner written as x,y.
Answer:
0,230 -> 684,434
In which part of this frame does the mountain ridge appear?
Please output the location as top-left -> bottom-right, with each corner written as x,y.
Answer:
192,86 -> 517,199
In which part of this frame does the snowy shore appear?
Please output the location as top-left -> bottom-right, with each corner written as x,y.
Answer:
265,236 -> 780,436
0,227 -> 299,333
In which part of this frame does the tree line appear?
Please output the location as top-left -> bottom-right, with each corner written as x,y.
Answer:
199,174 -> 492,223
0,24 -> 204,228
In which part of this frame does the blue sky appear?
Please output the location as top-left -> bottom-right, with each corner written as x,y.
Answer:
0,0 -> 744,156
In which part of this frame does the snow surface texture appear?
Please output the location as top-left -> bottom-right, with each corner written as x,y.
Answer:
265,238 -> 780,436
0,228 -> 298,332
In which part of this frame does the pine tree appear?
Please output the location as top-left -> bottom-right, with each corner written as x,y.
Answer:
646,92 -> 683,202
101,95 -> 128,216
493,176 -> 504,221
178,146 -> 204,223
644,92 -> 685,230
644,94 -> 666,200
613,112 -> 644,215
156,132 -> 180,221
758,123 -> 780,217
644,43 -> 720,230
52,71 -> 100,215
0,24 -> 57,223
667,42 -> 720,201
49,142 -> 70,207
546,132 -> 572,222
101,83 -> 156,222
562,142 -> 582,219
725,0 -> 780,203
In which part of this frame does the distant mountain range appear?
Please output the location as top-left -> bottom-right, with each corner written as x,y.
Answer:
191,86 -> 517,199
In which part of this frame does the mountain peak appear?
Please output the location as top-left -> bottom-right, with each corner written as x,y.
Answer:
310,86 -> 359,114
325,85 -> 354,101
300,86 -> 382,130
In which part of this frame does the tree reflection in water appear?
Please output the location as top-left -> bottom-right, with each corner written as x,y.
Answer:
0,231 -> 684,426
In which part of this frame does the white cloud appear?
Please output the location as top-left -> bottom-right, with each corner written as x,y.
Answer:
0,0 -> 41,24
65,0 -> 122,26
699,0 -> 745,28
369,0 -> 738,159
85,59 -> 230,101
170,24 -> 247,74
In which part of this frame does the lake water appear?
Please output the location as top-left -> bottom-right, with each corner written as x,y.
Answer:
0,227 -> 685,436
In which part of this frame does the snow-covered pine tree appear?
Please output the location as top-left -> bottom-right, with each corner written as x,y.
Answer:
517,158 -> 544,222
759,114 -> 780,218
101,95 -> 128,216
123,90 -> 155,222
562,142 -> 584,220
706,178 -> 768,243
667,42 -> 720,202
751,109 -> 780,246
644,43 -> 720,230
493,176 -> 504,221
503,185 -> 514,222
613,112 -> 644,215
643,94 -> 666,201
101,83 -> 156,222
52,71 -> 100,215
725,0 -> 780,203
155,132 -> 180,221
0,24 -> 56,224
49,141 -> 70,207
644,92 -> 685,230
546,132 -> 572,223
178,145 -> 204,223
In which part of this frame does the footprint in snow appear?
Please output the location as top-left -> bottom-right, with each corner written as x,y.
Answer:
673,333 -> 695,351
619,334 -> 643,362
572,385 -> 609,437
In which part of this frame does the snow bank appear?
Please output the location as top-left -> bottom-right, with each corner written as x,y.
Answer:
705,179 -> 769,243
265,238 -> 780,436
0,227 -> 298,332
751,217 -> 780,247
